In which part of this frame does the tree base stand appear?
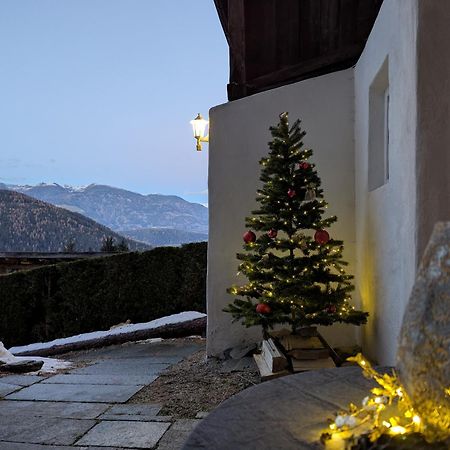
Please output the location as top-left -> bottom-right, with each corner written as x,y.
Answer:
253,338 -> 290,381
254,327 -> 342,380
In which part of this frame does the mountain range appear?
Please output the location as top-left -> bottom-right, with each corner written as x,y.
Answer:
121,227 -> 208,248
0,183 -> 208,247
0,190 -> 148,252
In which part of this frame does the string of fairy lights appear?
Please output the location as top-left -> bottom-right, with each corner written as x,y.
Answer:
322,354 -> 450,448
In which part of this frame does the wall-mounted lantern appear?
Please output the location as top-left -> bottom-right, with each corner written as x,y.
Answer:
190,113 -> 209,151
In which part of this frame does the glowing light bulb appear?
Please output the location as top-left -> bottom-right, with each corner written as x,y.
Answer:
389,426 -> 407,435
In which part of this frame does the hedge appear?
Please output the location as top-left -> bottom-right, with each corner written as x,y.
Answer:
0,242 -> 207,347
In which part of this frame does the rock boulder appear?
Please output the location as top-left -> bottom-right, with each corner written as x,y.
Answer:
397,222 -> 450,441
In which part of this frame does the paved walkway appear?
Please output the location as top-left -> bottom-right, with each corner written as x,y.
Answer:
0,340 -> 203,450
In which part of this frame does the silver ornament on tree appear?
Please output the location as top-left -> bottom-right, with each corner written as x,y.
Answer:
304,189 -> 316,202
303,184 -> 317,203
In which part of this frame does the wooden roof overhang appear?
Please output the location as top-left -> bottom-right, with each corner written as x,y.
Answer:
214,0 -> 383,101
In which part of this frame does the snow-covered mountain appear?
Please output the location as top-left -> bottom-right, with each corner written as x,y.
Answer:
0,190 -> 149,252
1,183 -> 208,236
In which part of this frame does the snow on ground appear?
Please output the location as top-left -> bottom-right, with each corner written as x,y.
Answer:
0,342 -> 72,374
0,342 -> 16,363
9,311 -> 206,356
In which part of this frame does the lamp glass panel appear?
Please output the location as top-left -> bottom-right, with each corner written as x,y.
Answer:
190,118 -> 209,138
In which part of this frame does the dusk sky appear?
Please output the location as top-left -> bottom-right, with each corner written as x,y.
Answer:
0,1 -> 228,205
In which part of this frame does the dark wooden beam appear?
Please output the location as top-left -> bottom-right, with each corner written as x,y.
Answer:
213,0 -> 230,45
319,0 -> 340,55
216,0 -> 383,101
276,0 -> 300,69
246,42 -> 364,92
299,0 -> 321,60
227,0 -> 247,99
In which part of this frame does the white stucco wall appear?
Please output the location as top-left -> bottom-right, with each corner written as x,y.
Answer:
207,69 -> 359,357
354,0 -> 418,365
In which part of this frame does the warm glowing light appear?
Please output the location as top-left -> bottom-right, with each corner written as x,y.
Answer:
190,113 -> 208,138
389,426 -> 407,435
322,354 -> 436,447
190,113 -> 209,151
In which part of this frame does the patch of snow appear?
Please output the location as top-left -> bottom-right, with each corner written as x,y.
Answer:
0,341 -> 15,363
0,342 -> 72,374
14,184 -> 33,191
10,311 -> 206,355
34,357 -> 72,374
63,184 -> 93,193
134,338 -> 164,345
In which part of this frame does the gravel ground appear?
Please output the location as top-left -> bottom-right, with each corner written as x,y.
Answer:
129,343 -> 260,418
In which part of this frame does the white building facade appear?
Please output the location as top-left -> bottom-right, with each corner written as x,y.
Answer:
207,0 -> 450,365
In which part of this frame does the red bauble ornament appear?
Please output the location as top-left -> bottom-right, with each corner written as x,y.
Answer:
256,303 -> 272,314
243,230 -> 256,243
298,162 -> 310,170
326,305 -> 337,314
287,188 -> 296,198
314,229 -> 330,245
267,229 -> 278,239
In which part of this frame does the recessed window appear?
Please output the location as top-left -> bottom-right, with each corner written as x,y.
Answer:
368,57 -> 389,191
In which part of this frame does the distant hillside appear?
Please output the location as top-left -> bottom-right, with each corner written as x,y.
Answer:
0,190 -> 148,252
121,228 -> 208,247
2,183 -> 208,234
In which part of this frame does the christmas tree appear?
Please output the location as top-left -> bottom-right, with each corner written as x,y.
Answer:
225,112 -> 368,337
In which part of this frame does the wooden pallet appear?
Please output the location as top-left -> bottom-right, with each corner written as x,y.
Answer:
291,356 -> 336,372
253,338 -> 290,381
253,353 -> 290,381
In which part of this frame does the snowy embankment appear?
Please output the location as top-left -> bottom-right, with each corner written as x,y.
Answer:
9,311 -> 207,357
0,342 -> 72,373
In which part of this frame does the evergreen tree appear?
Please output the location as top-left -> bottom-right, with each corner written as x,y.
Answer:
101,236 -> 116,252
62,240 -> 76,253
225,113 -> 368,337
117,238 -> 129,252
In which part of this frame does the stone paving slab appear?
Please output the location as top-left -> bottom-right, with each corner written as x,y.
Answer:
0,400 -> 110,419
0,444 -> 125,450
157,420 -> 200,450
106,404 -> 162,416
42,374 -> 158,386
0,415 -> 96,446
6,383 -> 143,403
75,420 -> 170,448
98,403 -> 165,422
0,382 -> 22,398
0,375 -> 45,386
98,414 -> 172,423
70,360 -> 170,376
